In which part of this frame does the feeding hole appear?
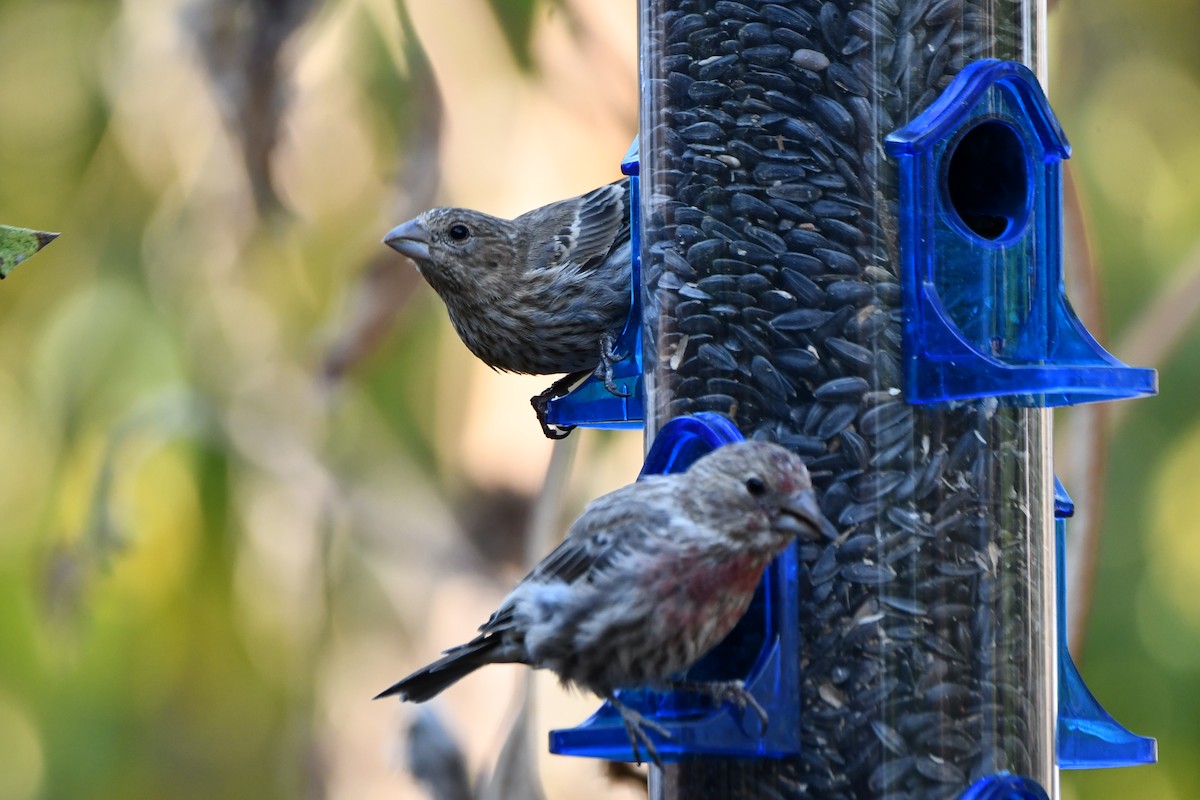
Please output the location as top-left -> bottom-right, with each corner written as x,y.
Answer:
945,120 -> 1031,242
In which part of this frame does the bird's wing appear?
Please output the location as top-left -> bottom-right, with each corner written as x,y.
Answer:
522,178 -> 630,273
477,477 -> 674,635
534,494 -> 672,584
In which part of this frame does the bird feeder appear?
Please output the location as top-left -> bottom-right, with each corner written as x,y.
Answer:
549,2 -> 1157,799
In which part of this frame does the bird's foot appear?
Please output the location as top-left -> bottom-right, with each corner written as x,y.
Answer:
530,371 -> 589,440
607,695 -> 671,767
668,679 -> 769,736
595,333 -> 632,398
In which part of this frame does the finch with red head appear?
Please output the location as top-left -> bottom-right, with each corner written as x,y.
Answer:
375,440 -> 833,765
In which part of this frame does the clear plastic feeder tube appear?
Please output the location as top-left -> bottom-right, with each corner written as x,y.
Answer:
639,1 -> 1055,798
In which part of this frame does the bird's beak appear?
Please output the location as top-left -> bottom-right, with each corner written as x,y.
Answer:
383,218 -> 431,263
780,490 -> 838,541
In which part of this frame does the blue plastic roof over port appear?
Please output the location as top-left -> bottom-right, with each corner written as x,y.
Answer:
1054,477 -> 1073,517
958,774 -> 1050,800
885,60 -> 1156,407
621,138 -> 639,176
638,411 -> 742,477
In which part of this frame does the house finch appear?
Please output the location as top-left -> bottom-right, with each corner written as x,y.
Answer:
383,179 -> 632,439
375,441 -> 833,765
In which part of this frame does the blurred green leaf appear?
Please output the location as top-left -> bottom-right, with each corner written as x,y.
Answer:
0,226 -> 56,278
484,0 -> 561,73
355,2 -> 442,173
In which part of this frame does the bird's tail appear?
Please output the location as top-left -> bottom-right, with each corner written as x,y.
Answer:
375,635 -> 508,703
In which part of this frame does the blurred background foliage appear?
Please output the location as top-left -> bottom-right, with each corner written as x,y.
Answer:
0,0 -> 1193,798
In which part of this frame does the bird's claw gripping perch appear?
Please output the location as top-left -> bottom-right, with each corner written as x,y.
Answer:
608,695 -> 672,767
670,679 -> 770,737
605,680 -> 769,766
529,334 -> 633,438
531,371 -> 589,440
596,332 -> 632,398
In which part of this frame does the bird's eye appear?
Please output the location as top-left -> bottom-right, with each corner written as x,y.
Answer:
448,224 -> 471,242
745,476 -> 767,497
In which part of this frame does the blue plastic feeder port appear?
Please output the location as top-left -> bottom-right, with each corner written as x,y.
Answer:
543,139 -> 645,429
958,773 -> 1050,800
549,412 -> 805,762
1054,480 -> 1158,769
884,60 -> 1156,407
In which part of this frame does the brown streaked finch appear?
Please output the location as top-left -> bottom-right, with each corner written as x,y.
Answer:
374,440 -> 833,765
382,179 -> 632,439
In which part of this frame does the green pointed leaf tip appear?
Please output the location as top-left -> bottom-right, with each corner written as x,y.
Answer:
486,0 -> 538,72
0,225 -> 58,278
